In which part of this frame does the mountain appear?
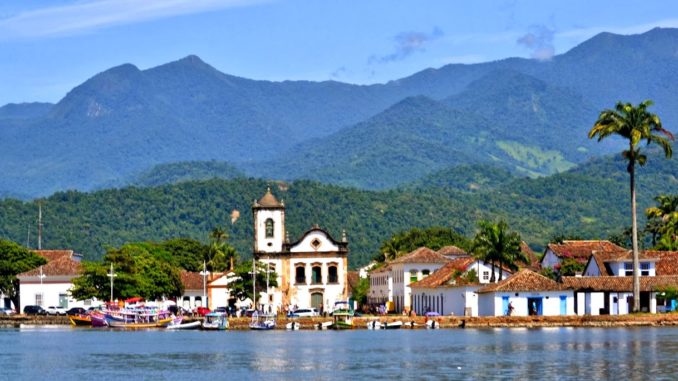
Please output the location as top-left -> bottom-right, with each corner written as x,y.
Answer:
0,102 -> 53,120
3,28 -> 678,197
129,161 -> 245,187
1,150 -> 675,268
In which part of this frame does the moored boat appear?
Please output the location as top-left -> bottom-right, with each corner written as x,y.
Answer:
69,314 -> 92,327
285,321 -> 301,330
202,312 -> 229,330
105,307 -> 173,328
384,320 -> 403,329
167,320 -> 202,330
249,311 -> 276,330
315,321 -> 333,330
331,301 -> 354,330
366,320 -> 382,330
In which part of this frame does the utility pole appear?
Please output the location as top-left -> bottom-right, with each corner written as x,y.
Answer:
200,261 -> 210,309
107,263 -> 117,302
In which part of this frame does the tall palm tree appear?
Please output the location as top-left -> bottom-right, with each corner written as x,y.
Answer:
472,220 -> 524,281
646,194 -> 678,249
589,100 -> 674,312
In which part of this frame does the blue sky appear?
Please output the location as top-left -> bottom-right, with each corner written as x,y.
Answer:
0,0 -> 677,105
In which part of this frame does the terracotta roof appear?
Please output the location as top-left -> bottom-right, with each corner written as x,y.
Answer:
437,246 -> 468,257
180,271 -> 204,290
563,275 -> 678,292
370,264 -> 392,274
646,251 -> 678,276
18,256 -> 81,277
518,242 -> 541,271
391,247 -> 450,265
32,250 -> 75,262
477,269 -> 569,293
586,250 -> 658,276
254,187 -> 283,208
545,240 -> 626,261
409,258 -> 477,288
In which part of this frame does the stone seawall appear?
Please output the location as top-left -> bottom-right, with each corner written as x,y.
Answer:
5,314 -> 678,329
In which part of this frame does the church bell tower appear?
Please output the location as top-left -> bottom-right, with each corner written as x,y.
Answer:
252,187 -> 285,254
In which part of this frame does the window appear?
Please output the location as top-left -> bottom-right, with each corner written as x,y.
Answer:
624,262 -> 633,276
312,266 -> 322,284
409,269 -> 418,283
265,218 -> 274,238
328,266 -> 338,284
295,266 -> 306,284
35,293 -> 43,307
641,262 -> 650,276
483,271 -> 489,281
422,269 -> 430,277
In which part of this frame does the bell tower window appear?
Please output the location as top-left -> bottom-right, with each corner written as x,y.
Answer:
265,219 -> 274,238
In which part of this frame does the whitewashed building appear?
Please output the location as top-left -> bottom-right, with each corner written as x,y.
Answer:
253,188 -> 349,313
477,270 -> 575,316
368,264 -> 393,307
17,250 -> 96,311
540,240 -> 626,271
409,257 -> 512,317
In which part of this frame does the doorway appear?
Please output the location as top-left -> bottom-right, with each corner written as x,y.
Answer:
311,292 -> 323,310
527,297 -> 543,315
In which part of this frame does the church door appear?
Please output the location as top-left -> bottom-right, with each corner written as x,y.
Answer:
311,292 -> 323,310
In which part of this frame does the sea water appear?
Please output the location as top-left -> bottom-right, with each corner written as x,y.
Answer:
1,326 -> 676,380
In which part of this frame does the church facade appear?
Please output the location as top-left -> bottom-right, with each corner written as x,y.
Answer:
252,188 -> 349,313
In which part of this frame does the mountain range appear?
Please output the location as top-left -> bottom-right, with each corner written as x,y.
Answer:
2,27 -> 678,198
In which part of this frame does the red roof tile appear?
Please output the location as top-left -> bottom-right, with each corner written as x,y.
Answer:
478,269 -> 569,293
254,188 -> 283,208
518,241 -> 541,271
546,240 -> 626,261
563,275 -> 678,292
437,246 -> 468,257
409,258 -> 477,288
646,251 -> 678,276
347,271 -> 361,294
32,249 -> 75,262
391,247 -> 450,265
18,256 -> 81,277
180,271 -> 204,290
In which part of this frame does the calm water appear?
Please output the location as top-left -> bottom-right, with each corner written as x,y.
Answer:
1,326 -> 677,380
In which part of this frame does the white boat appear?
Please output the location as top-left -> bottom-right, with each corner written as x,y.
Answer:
366,320 -> 382,330
249,311 -> 276,330
202,312 -> 229,330
384,321 -> 403,330
314,321 -> 333,330
167,320 -> 201,330
426,320 -> 439,329
285,321 -> 301,330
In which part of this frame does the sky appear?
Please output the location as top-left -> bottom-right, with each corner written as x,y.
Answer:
1,0 -> 677,105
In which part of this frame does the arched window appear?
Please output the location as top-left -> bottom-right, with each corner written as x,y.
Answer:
422,269 -> 430,277
409,269 -> 418,283
328,265 -> 338,284
295,266 -> 306,284
312,266 -> 322,284
265,218 -> 274,238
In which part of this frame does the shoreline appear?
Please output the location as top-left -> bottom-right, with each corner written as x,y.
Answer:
4,314 -> 678,329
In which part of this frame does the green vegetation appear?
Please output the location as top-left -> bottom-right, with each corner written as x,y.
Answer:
0,240 -> 47,311
376,226 -> 471,263
495,140 -> 576,176
130,161 -> 244,188
646,194 -> 678,250
471,220 -> 526,281
589,100 -> 674,312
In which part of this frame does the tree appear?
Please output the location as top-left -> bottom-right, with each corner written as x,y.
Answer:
375,226 -> 471,263
0,240 -> 46,311
351,277 -> 370,309
646,194 -> 678,250
227,260 -> 278,307
471,220 -> 525,281
208,227 -> 238,272
589,100 -> 674,312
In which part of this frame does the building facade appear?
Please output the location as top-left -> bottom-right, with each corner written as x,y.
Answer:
253,188 -> 349,313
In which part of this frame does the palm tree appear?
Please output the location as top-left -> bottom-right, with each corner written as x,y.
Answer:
646,194 -> 678,249
589,100 -> 674,312
472,220 -> 524,281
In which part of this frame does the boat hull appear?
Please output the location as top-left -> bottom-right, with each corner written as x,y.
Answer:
108,317 -> 173,329
69,315 -> 92,326
167,321 -> 202,330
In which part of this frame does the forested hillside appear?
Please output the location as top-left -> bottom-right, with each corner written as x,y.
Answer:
1,151 -> 675,268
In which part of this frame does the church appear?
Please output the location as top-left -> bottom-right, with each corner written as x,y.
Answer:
252,188 -> 349,313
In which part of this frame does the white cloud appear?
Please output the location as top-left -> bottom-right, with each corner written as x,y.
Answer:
0,0 -> 268,40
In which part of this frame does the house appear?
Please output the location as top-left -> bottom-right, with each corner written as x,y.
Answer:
437,245 -> 469,259
17,250 -> 93,311
368,264 -> 392,308
477,270 -> 574,316
409,257 -> 513,317
540,240 -> 626,271
582,250 -> 657,277
253,188 -> 349,313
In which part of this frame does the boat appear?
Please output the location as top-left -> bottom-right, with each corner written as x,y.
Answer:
106,307 -> 174,328
384,320 -> 403,329
285,321 -> 301,330
330,301 -> 354,330
69,314 -> 92,326
366,320 -> 382,330
167,320 -> 202,330
249,311 -> 276,330
90,311 -> 108,327
314,321 -> 333,330
426,319 -> 439,329
202,312 -> 229,330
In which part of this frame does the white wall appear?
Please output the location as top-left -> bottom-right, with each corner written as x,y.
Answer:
289,231 -> 339,253
254,209 -> 285,253
411,286 -> 480,317
478,291 -> 574,316
20,281 -> 92,311
541,250 -> 560,269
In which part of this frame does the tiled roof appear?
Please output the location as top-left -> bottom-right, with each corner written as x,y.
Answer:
546,240 -> 626,260
18,256 -> 81,277
370,264 -> 392,274
32,249 -> 74,262
409,258 -> 477,288
437,246 -> 468,257
587,250 -> 658,276
347,271 -> 360,294
646,251 -> 678,276
562,275 -> 678,292
254,187 -> 283,208
517,241 -> 541,271
180,271 -> 204,290
391,247 -> 450,265
477,269 -> 569,293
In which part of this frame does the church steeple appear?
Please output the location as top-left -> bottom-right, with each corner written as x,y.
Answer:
253,187 -> 285,254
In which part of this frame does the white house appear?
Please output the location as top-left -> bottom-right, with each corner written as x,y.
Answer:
253,188 -> 349,314
477,270 -> 575,316
409,257 -> 512,317
17,250 -> 97,311
368,264 -> 393,307
540,240 -> 626,271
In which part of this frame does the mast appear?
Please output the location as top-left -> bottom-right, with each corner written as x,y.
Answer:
37,202 -> 43,250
